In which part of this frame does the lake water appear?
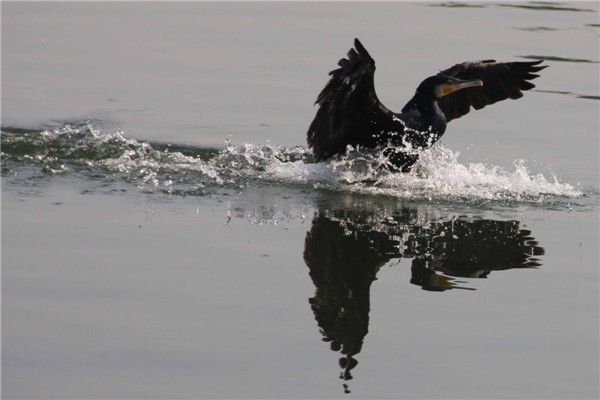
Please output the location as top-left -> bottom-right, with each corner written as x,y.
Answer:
2,2 -> 599,398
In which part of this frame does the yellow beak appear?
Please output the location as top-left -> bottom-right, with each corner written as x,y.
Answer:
442,79 -> 483,95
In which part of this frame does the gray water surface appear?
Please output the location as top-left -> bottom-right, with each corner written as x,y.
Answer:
2,2 -> 599,398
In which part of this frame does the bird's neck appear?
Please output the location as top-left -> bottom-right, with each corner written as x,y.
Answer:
417,98 -> 446,133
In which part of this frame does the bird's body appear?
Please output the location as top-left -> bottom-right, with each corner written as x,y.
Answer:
307,38 -> 547,172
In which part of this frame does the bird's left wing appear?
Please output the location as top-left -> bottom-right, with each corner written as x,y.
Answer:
307,38 -> 394,161
403,59 -> 547,123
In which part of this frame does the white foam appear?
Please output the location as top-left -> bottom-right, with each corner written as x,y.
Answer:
9,123 -> 582,202
251,142 -> 582,202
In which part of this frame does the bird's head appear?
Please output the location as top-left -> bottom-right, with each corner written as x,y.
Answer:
417,75 -> 484,99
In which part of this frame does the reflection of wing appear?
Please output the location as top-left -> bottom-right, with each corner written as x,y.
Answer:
402,60 -> 547,123
303,216 -> 396,381
418,219 -> 544,277
307,39 -> 396,161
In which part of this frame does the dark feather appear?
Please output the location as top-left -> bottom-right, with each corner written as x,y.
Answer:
415,60 -> 546,122
307,38 -> 396,161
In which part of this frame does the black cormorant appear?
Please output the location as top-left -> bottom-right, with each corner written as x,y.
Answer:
307,38 -> 547,172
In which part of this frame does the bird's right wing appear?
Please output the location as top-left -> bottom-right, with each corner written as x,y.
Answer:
307,38 -> 394,161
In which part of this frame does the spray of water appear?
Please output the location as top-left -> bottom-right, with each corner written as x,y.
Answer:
1,122 -> 583,202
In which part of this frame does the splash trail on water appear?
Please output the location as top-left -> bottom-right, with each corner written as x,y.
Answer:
0,122 -> 585,204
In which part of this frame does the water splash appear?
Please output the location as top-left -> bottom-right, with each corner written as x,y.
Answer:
1,122 -> 584,203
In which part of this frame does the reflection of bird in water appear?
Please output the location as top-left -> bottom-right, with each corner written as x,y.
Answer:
303,203 -> 544,392
307,38 -> 547,172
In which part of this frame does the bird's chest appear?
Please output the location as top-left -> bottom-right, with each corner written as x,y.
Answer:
396,109 -> 446,149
